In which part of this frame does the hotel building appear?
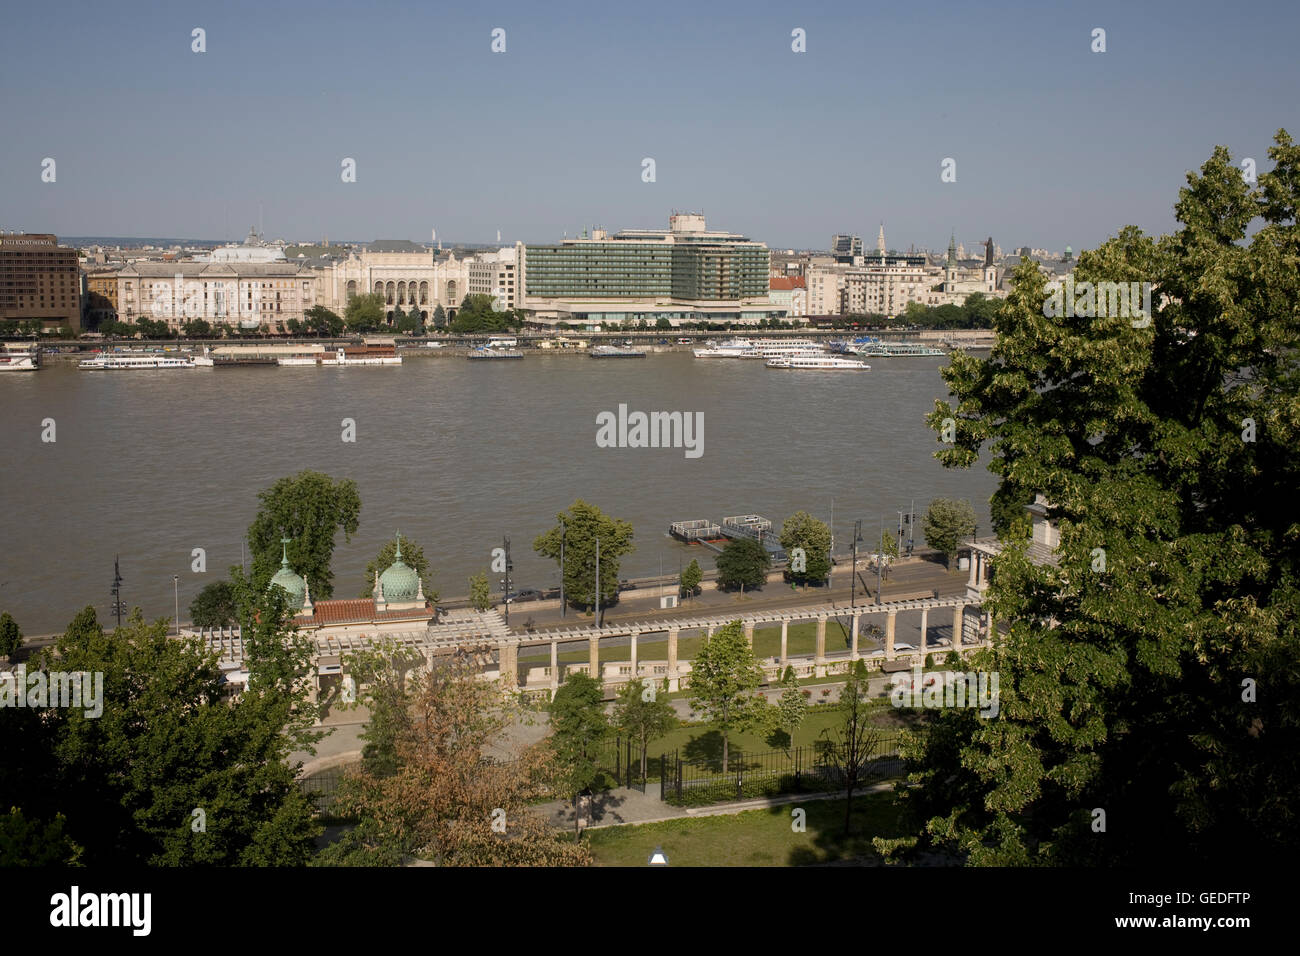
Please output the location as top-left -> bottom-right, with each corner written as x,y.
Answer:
521,213 -> 781,326
0,234 -> 82,331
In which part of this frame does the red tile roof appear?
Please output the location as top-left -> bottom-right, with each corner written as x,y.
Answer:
296,598 -> 431,626
769,276 -> 806,290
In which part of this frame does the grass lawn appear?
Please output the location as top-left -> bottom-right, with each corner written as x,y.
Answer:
580,790 -> 907,866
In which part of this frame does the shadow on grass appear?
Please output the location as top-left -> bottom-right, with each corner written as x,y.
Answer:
780,790 -> 907,866
681,730 -> 761,773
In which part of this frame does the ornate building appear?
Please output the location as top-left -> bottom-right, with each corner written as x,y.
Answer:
313,244 -> 471,325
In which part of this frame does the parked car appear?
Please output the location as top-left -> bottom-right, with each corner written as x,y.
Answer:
618,579 -> 638,591
504,588 -> 543,603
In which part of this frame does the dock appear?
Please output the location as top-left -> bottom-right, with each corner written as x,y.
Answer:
669,513 -> 788,561
467,349 -> 524,360
669,518 -> 722,542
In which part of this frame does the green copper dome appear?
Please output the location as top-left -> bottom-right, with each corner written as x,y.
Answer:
378,533 -> 421,604
268,538 -> 306,611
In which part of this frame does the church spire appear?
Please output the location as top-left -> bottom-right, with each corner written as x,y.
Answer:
877,223 -> 886,254
947,232 -> 958,267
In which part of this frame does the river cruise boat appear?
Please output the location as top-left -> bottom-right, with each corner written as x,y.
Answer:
79,351 -> 201,370
590,345 -> 646,358
467,347 -> 523,360
766,355 -> 870,371
0,344 -> 40,371
279,345 -> 401,366
745,340 -> 827,358
692,338 -> 754,358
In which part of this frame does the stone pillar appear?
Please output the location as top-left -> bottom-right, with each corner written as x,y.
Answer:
920,608 -> 929,656
306,670 -> 319,705
743,621 -> 754,647
814,614 -> 827,677
952,604 -> 964,650
550,640 -> 559,691
630,629 -> 639,679
968,550 -> 979,589
499,642 -> 517,688
588,634 -> 600,681
780,620 -> 789,665
706,626 -> 714,640
986,610 -> 995,644
667,626 -> 680,692
885,610 -> 896,661
850,614 -> 860,660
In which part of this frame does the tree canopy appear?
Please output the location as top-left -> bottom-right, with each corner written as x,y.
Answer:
345,292 -> 385,332
188,580 -> 237,628
891,130 -> 1300,866
534,500 -> 635,615
715,537 -> 771,592
548,672 -> 612,794
247,470 -> 361,599
921,498 -> 976,568
688,621 -> 765,773
779,510 -> 832,585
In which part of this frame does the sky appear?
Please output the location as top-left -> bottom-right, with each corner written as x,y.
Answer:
1,0 -> 1297,252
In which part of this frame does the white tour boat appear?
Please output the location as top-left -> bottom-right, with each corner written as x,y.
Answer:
79,351 -> 200,370
0,345 -> 40,371
766,355 -> 870,371
692,338 -> 755,358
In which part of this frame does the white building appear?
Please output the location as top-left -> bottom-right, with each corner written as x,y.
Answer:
115,261 -> 320,331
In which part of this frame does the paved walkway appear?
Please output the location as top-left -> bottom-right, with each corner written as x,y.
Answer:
537,780 -> 897,831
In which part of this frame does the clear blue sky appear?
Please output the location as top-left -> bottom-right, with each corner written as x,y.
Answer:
1,0 -> 1296,251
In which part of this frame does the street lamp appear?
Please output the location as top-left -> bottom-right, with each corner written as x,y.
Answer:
850,519 -> 863,611
110,555 -> 125,628
559,516 -> 567,620
173,574 -> 179,636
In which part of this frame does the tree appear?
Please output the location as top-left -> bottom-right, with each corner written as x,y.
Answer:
780,510 -> 832,585
548,672 -> 611,794
345,292 -> 385,332
432,304 -> 447,329
0,592 -> 322,866
319,651 -> 588,866
880,529 -> 899,560
0,612 -> 22,658
188,580 -> 237,628
534,500 -> 635,617
655,317 -> 672,330
819,662 -> 882,835
247,470 -> 361,599
688,621 -> 765,773
468,571 -> 491,611
921,498 -> 976,569
715,537 -> 771,593
285,318 -> 302,336
680,559 -> 702,599
768,666 -> 807,753
898,131 -> 1300,866
182,318 -> 212,338
306,305 -> 344,336
612,678 -> 677,780
363,534 -> 436,603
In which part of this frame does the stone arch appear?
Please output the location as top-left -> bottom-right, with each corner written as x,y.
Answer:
397,281 -> 406,305
346,280 -> 358,301
419,281 -> 429,304
385,281 -> 395,304
374,280 -> 383,295
445,279 -> 457,304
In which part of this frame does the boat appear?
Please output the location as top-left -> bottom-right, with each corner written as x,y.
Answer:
467,347 -> 523,360
0,344 -> 40,371
766,355 -> 870,371
590,345 -> 646,358
279,346 -> 401,366
79,351 -> 201,370
277,355 -> 319,366
692,338 -> 754,358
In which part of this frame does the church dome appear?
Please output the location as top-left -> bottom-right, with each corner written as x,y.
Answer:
268,539 -> 306,610
378,534 -> 421,604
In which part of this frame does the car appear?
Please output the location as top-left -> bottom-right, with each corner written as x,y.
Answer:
504,588 -> 542,603
618,579 -> 638,591
892,642 -> 916,651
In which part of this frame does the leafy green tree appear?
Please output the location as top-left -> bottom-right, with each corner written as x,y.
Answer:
689,621 -> 765,773
341,639 -> 425,778
612,678 -> 677,779
549,672 -> 611,793
247,470 -> 361,599
880,530 -> 899,560
363,534 -> 436,603
715,537 -> 771,593
345,292 -> 385,332
432,304 -> 447,328
655,317 -> 672,329
0,808 -> 81,866
896,131 -> 1300,867
306,305 -> 344,336
680,559 -> 702,599
768,666 -> 807,753
188,580 -> 237,628
182,318 -> 212,337
820,661 -> 882,835
468,571 -> 491,611
921,498 -> 976,568
534,500 -> 635,616
780,510 -> 832,585
0,612 -> 21,658
0,593 -> 322,866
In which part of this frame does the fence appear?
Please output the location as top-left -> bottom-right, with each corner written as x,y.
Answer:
659,732 -> 903,806
299,764 -> 358,814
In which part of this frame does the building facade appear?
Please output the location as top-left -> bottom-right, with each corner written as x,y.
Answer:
521,213 -> 780,326
115,261 -> 320,331
314,245 -> 470,324
0,234 -> 82,331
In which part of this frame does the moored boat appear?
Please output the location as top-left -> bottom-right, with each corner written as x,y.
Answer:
0,344 -> 40,371
766,354 -> 870,371
79,351 -> 201,370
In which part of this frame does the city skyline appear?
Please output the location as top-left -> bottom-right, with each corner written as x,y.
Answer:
2,0 -> 1296,249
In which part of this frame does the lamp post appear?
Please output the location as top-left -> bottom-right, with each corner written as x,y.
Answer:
594,537 -> 601,627
173,574 -> 179,636
110,555 -> 125,628
850,519 -> 863,611
876,517 -> 883,605
559,517 -> 566,619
